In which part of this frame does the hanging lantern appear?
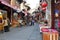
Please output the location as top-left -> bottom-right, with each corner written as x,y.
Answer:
41,1 -> 48,7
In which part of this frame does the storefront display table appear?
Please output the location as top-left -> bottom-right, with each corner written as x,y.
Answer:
39,24 -> 50,32
42,29 -> 59,40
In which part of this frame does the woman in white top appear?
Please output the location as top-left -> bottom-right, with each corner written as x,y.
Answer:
4,18 -> 9,32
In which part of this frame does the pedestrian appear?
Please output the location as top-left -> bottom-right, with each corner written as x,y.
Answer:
31,16 -> 35,26
55,18 -> 59,29
3,17 -> 10,32
31,19 -> 35,25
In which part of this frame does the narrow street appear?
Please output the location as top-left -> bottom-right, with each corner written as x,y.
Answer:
0,23 -> 42,40
0,0 -> 60,40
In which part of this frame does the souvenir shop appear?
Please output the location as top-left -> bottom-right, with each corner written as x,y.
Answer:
51,0 -> 60,29
39,0 -> 60,40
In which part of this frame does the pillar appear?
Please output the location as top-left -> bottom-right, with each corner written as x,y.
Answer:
51,0 -> 55,29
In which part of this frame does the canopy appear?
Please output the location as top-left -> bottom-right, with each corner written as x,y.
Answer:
0,0 -> 18,10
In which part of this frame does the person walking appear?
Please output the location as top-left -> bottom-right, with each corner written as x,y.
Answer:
31,19 -> 35,26
4,17 -> 10,32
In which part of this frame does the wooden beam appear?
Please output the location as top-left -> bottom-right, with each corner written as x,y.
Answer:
51,0 -> 55,29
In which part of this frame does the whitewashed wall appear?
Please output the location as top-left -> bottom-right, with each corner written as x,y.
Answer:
46,0 -> 51,27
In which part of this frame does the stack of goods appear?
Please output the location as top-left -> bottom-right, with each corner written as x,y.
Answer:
0,12 -> 4,31
42,28 -> 59,40
39,24 -> 50,32
12,19 -> 19,27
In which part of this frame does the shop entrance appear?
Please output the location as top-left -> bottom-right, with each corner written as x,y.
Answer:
51,0 -> 60,29
0,2 -> 12,22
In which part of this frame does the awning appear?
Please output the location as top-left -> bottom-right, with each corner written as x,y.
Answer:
0,0 -> 18,10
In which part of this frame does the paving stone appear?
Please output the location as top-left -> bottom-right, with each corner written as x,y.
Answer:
0,23 -> 42,40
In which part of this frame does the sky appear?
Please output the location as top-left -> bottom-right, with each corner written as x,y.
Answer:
25,0 -> 40,9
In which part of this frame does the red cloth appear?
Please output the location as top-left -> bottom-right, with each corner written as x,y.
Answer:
51,29 -> 58,33
58,20 -> 60,28
41,28 -> 49,32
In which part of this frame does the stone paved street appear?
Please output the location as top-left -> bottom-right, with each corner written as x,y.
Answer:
0,23 -> 42,40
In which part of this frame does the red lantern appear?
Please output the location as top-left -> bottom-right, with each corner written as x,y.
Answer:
41,1 -> 48,7
42,7 -> 46,11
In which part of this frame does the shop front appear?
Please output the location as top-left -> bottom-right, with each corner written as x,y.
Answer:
0,2 -> 11,31
51,0 -> 60,29
0,1 -> 19,31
